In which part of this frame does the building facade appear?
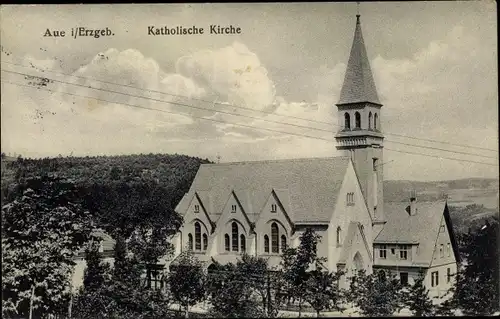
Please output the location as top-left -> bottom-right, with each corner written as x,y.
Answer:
173,13 -> 460,297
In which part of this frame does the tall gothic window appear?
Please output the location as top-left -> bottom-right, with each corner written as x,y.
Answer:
195,222 -> 201,250
232,222 -> 239,251
344,113 -> 351,130
368,112 -> 373,129
374,113 -> 378,130
224,234 -> 230,251
264,235 -> 270,253
188,233 -> 193,250
240,234 -> 246,252
203,234 -> 208,251
355,112 -> 361,128
271,222 -> 279,253
281,235 -> 287,252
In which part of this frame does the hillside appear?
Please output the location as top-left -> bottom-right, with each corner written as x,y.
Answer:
384,178 -> 499,209
1,153 -> 212,204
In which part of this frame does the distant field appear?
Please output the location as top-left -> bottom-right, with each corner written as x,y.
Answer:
384,178 -> 499,210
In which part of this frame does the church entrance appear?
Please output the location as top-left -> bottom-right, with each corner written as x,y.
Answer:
352,251 -> 364,275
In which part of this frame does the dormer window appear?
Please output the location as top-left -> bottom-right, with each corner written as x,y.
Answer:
271,204 -> 277,213
194,205 -> 200,213
231,205 -> 237,213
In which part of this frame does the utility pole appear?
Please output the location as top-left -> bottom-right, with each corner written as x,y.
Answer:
29,285 -> 35,319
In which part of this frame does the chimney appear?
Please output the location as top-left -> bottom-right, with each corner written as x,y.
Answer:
409,190 -> 417,216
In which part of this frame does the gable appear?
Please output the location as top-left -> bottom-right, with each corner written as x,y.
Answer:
215,190 -> 254,235
430,204 -> 459,266
255,190 -> 294,236
338,222 -> 373,266
182,192 -> 214,234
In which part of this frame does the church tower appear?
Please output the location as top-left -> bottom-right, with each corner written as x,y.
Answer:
335,14 -> 385,229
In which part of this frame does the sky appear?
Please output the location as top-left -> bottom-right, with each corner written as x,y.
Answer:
0,2 -> 498,181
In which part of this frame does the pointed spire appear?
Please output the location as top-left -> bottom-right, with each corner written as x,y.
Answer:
337,14 -> 381,106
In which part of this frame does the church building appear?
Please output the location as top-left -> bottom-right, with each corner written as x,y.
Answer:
173,14 -> 460,300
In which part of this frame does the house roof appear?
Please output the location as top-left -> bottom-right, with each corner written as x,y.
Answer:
374,200 -> 447,265
175,156 -> 351,224
337,15 -> 381,106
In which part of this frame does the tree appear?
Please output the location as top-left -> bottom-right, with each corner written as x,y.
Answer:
348,269 -> 404,317
450,218 -> 499,315
168,251 -> 206,318
281,228 -> 323,318
304,268 -> 345,317
404,273 -> 434,316
2,176 -> 94,318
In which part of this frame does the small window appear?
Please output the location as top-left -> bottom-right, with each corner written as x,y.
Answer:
391,248 -> 395,255
400,272 -> 409,286
440,225 -> 445,233
271,204 -> 277,213
374,113 -> 378,130
146,264 -> 164,291
224,234 -> 230,252
231,205 -> 237,213
399,245 -> 409,260
440,244 -> 444,258
203,234 -> 208,251
194,204 -> 200,213
431,271 -> 439,287
347,192 -> 355,205
355,112 -> 361,128
373,158 -> 378,171
379,245 -> 387,259
368,112 -> 373,129
264,235 -> 270,253
447,243 -> 451,257
447,268 -> 451,283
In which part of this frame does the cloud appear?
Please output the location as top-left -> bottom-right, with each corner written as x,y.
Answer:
1,25 -> 497,181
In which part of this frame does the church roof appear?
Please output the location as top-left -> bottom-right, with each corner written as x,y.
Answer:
337,15 -> 381,106
175,156 -> 351,224
374,200 -> 447,265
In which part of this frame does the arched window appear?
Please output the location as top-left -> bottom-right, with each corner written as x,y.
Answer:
271,222 -> 279,253
195,222 -> 201,250
188,233 -> 193,250
232,222 -> 239,251
368,112 -> 372,129
203,233 -> 208,251
344,113 -> 351,130
264,235 -> 270,253
374,113 -> 378,130
281,235 -> 287,252
337,227 -> 342,246
224,234 -> 230,251
355,112 -> 361,128
240,234 -> 246,253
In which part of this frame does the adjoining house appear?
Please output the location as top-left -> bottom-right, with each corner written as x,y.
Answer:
172,13 -> 460,298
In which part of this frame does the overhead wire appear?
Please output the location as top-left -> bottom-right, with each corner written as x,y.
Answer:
2,78 -> 497,167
